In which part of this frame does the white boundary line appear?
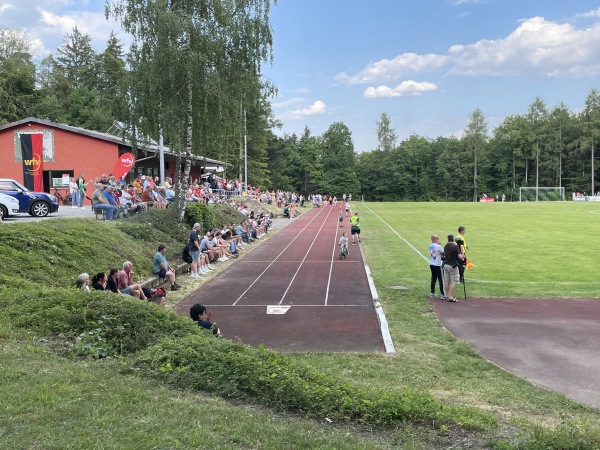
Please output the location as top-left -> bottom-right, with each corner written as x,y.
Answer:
362,203 -> 429,263
324,209 -> 343,305
358,239 -> 395,354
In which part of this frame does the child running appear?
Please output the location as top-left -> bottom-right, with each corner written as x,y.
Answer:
338,207 -> 343,227
345,201 -> 350,217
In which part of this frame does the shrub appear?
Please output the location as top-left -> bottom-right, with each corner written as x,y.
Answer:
184,202 -> 217,230
128,207 -> 189,243
2,288 -> 199,355
133,336 -> 496,429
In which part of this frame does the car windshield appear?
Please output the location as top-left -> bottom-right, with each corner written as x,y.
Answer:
0,180 -> 28,192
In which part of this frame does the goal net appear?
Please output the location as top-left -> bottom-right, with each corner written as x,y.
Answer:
519,187 -> 565,202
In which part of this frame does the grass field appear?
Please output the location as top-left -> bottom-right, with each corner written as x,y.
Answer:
359,201 -> 600,299
2,204 -> 600,449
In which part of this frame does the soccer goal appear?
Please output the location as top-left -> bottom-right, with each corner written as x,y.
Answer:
519,187 -> 565,202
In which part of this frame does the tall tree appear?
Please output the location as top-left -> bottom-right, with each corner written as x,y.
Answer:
320,122 -> 361,197
525,97 -> 549,199
375,112 -> 397,152
56,27 -> 97,90
107,0 -> 274,216
582,89 -> 600,194
96,31 -> 127,121
0,29 -> 35,124
462,108 -> 488,201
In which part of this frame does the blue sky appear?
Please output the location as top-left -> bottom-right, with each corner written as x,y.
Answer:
3,0 -> 600,152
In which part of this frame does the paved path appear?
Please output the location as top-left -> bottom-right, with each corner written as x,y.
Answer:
175,206 -> 386,352
431,297 -> 600,408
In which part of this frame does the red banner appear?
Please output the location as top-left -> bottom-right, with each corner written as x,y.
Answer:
113,152 -> 136,181
21,133 -> 44,191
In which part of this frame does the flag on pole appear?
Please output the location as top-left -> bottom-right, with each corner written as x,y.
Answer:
466,259 -> 475,270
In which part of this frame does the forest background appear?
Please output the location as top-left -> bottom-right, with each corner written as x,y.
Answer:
1,25 -> 600,202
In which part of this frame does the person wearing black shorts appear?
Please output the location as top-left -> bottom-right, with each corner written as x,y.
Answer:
350,212 -> 360,244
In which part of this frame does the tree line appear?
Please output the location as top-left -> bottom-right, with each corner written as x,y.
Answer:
1,20 -> 599,201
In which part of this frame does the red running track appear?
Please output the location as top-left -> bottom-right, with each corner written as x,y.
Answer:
174,206 -> 386,352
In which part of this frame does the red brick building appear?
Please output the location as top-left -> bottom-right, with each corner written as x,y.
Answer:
0,117 -> 225,205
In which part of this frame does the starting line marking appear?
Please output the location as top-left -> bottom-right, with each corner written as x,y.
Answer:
266,305 -> 291,314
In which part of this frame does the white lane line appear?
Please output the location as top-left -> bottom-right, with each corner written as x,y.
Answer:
362,203 -> 429,263
209,304 -> 376,308
278,205 -> 336,305
359,202 -> 397,354
232,207 -> 327,306
324,211 -> 342,306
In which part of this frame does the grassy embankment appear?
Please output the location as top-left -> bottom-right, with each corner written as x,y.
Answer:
1,202 -> 600,448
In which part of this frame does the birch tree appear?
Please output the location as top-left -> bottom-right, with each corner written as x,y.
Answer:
106,0 -> 274,217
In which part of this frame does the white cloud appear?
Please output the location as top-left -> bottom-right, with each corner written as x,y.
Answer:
337,14 -> 600,82
452,0 -> 487,5
336,53 -> 447,84
272,97 -> 305,109
0,1 -> 128,56
574,7 -> 600,19
279,100 -> 327,120
364,81 -> 438,98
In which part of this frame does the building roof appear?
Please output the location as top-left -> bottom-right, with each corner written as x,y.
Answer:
0,117 -> 225,165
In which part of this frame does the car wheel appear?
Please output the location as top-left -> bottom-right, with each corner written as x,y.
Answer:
30,201 -> 50,217
0,205 -> 6,219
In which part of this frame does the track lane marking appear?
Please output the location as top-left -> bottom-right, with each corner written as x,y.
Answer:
232,207 -> 328,306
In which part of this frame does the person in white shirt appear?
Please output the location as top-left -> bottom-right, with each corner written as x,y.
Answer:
428,234 -> 446,299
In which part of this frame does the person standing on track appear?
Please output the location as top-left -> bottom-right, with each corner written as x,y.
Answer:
442,235 -> 464,303
350,212 -> 361,245
428,234 -> 446,299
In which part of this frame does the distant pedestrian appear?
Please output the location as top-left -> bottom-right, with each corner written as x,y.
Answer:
338,207 -> 344,227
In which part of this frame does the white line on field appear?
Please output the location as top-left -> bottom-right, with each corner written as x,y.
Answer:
362,203 -> 429,263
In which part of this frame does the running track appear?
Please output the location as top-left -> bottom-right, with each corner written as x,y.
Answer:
175,206 -> 387,352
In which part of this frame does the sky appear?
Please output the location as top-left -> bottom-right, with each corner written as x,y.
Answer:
3,0 -> 600,152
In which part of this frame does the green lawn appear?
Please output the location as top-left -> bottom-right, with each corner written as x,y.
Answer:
2,203 -> 600,449
360,201 -> 600,298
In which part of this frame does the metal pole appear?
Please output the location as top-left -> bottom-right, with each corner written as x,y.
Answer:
244,109 -> 248,195
159,132 -> 165,185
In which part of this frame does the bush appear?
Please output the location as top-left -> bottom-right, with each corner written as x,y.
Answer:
184,202 -> 218,230
127,207 -> 189,243
133,336 -> 496,429
1,288 -> 200,355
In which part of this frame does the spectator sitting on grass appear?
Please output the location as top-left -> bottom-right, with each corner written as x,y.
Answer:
189,303 -> 221,336
207,230 -> 228,261
76,273 -> 90,291
92,272 -> 108,291
200,231 -> 218,264
153,244 -> 180,291
236,220 -> 252,244
118,261 -> 147,299
214,230 -> 236,259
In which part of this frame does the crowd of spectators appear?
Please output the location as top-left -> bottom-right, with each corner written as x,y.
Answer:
75,260 -> 167,303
